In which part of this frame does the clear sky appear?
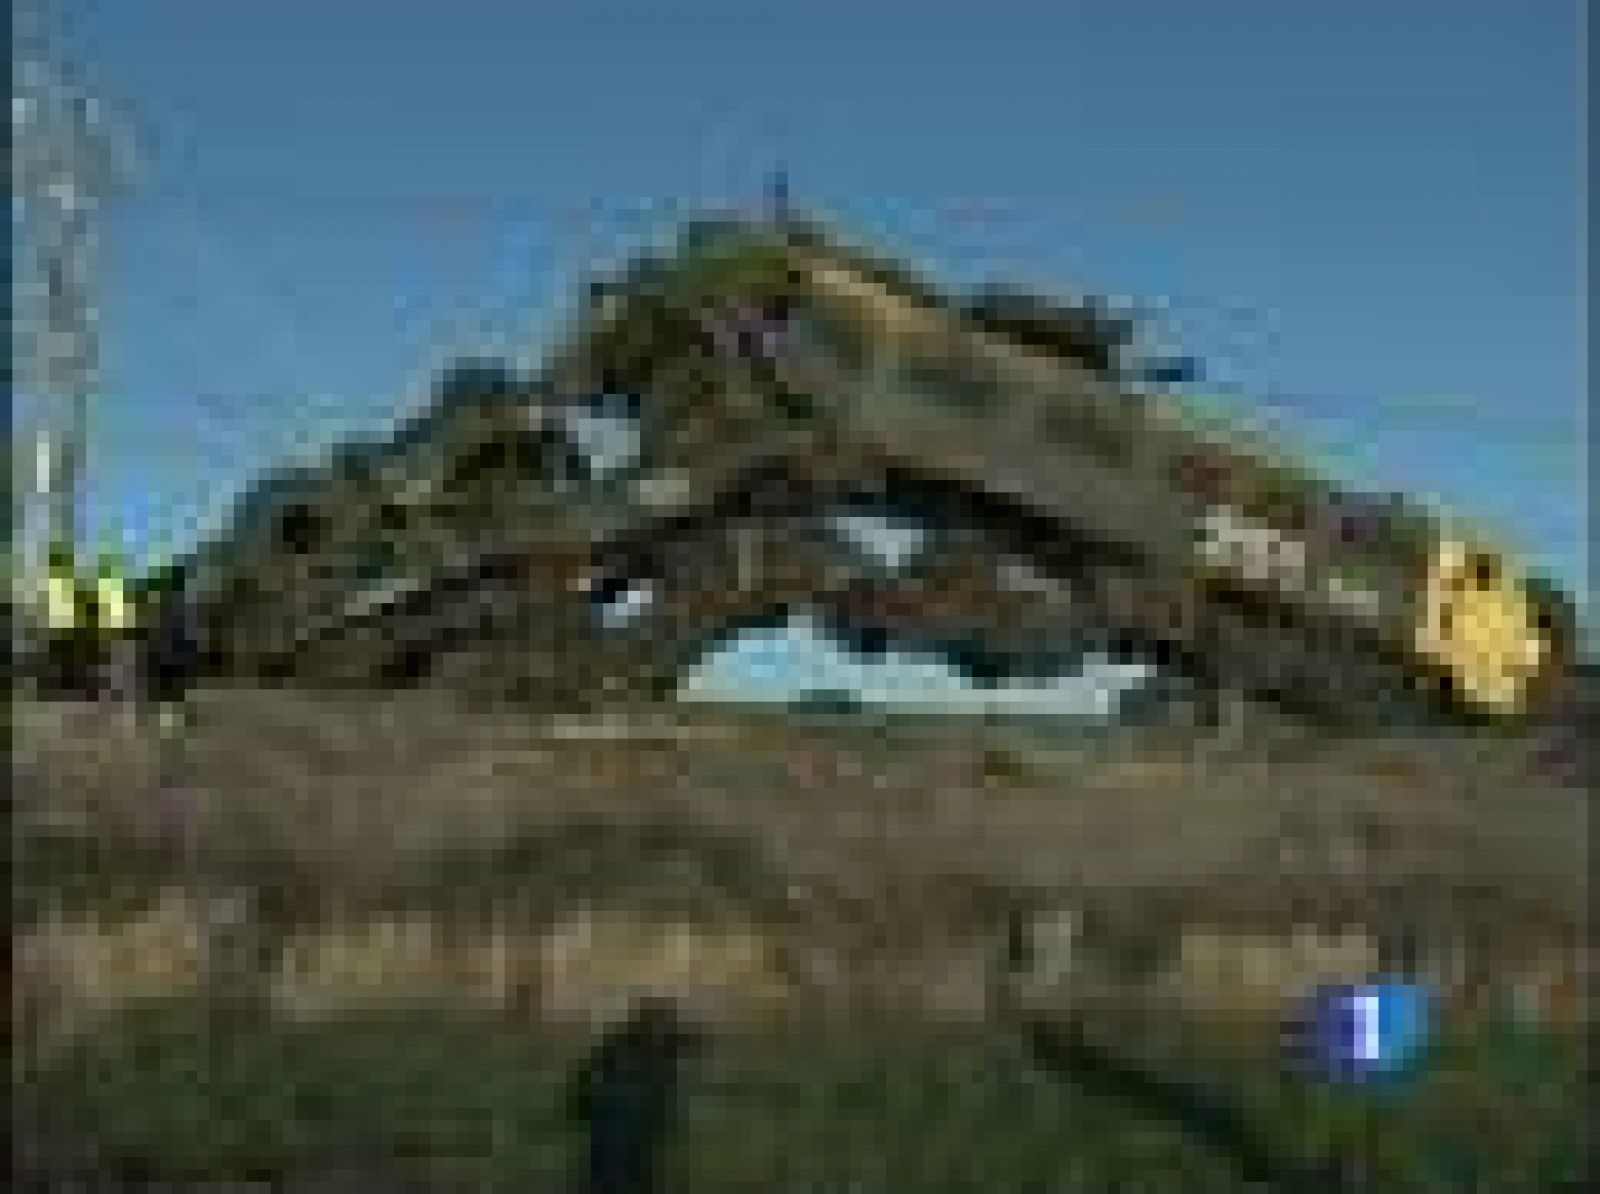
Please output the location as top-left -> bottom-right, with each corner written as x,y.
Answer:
681,611 -> 1157,717
44,0 -> 1587,604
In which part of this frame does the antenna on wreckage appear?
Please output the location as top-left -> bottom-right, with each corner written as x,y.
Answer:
766,165 -> 792,225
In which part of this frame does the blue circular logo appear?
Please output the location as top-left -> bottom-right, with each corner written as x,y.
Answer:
1291,981 -> 1434,1085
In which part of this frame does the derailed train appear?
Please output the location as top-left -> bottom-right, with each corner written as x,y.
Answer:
542,215 -> 1577,724
182,214 -> 1579,727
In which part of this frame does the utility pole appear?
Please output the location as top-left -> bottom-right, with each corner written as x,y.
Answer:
12,2 -> 133,671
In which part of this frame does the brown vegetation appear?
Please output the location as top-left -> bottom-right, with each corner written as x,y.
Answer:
14,688 -> 1586,1041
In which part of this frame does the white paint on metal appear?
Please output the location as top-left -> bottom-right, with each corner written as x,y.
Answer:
1197,504 -> 1383,617
563,398 -> 642,479
594,580 -> 657,629
634,468 -> 696,511
828,511 -> 929,572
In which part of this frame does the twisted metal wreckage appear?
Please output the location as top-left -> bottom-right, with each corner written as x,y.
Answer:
163,213 -> 1576,729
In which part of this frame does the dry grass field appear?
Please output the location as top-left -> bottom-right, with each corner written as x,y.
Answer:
11,686 -> 1589,1189
14,686 -> 1587,1024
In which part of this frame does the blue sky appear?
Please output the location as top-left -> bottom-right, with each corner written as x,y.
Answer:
681,611 -> 1157,717
38,0 -> 1586,605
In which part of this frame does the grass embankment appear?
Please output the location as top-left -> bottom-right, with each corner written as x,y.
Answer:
13,691 -> 1588,1188
17,998 -> 1584,1191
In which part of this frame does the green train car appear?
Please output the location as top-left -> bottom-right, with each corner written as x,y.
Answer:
579,217 -> 1576,722
181,214 -> 1580,726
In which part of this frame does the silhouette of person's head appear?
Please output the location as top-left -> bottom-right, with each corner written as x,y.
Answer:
623,995 -> 705,1058
568,993 -> 710,1192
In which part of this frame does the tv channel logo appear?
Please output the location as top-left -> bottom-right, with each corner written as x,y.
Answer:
1291,980 -> 1434,1085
